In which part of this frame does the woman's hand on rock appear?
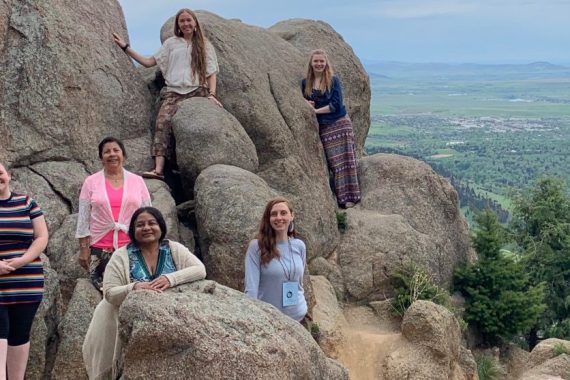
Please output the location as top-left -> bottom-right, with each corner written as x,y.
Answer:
134,282 -> 162,292
149,275 -> 171,291
112,32 -> 127,49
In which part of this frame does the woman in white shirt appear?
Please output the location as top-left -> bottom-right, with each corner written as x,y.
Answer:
113,8 -> 221,180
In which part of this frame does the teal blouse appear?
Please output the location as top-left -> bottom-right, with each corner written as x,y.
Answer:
127,241 -> 177,282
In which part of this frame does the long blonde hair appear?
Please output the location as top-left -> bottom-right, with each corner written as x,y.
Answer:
173,9 -> 208,86
303,49 -> 334,97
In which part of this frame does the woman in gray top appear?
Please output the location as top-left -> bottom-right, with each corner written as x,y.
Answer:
244,197 -> 308,322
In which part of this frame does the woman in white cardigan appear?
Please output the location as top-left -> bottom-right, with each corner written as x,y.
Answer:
82,207 -> 206,380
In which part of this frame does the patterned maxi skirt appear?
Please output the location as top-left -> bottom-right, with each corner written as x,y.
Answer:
319,115 -> 361,206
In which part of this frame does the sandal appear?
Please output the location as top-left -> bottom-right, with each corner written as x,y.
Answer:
141,170 -> 165,180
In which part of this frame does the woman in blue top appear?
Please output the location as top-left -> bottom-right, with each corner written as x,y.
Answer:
244,197 -> 308,322
302,49 -> 361,208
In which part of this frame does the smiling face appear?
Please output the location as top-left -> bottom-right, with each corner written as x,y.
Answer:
133,212 -> 162,245
0,163 -> 11,198
177,11 -> 197,38
269,202 -> 294,235
311,54 -> 327,75
100,142 -> 124,171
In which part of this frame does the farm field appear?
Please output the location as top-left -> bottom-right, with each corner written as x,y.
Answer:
364,62 -> 570,215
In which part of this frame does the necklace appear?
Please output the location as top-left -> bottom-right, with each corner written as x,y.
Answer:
105,172 -> 123,185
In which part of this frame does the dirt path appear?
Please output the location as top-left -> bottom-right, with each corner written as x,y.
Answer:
336,306 -> 404,380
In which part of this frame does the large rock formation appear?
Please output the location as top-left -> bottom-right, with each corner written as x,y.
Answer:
145,178 -> 182,242
0,1 -> 479,378
520,355 -> 570,380
518,338 -> 570,379
194,165 -> 278,290
11,167 -> 70,232
52,279 -> 102,380
310,275 -> 347,359
325,154 -> 475,301
383,301 -> 477,380
172,97 -> 259,198
117,281 -> 348,379
0,0 -> 152,172
528,338 -> 570,368
159,12 -> 343,269
45,214 -> 86,303
28,256 -> 62,380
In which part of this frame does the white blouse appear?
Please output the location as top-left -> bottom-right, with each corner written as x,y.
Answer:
153,36 -> 219,95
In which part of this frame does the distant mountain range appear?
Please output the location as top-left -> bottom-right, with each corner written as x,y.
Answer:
364,61 -> 570,81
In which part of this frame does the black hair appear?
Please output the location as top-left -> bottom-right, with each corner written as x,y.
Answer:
128,207 -> 167,243
98,137 -> 127,159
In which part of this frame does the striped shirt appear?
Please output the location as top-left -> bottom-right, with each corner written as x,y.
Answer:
0,193 -> 44,304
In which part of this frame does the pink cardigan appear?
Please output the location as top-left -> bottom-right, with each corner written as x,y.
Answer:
75,169 -> 151,248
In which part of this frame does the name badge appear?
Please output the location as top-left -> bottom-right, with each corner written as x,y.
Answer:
282,282 -> 299,307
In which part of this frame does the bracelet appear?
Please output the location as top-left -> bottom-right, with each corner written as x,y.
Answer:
122,43 -> 130,52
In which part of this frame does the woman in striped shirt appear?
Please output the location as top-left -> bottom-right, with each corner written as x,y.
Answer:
0,162 -> 49,380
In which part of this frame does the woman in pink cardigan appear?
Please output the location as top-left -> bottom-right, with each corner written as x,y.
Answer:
75,137 -> 151,291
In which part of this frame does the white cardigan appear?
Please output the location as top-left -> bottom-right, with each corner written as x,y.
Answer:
82,240 -> 206,380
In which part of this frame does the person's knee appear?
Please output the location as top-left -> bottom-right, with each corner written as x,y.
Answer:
6,303 -> 39,347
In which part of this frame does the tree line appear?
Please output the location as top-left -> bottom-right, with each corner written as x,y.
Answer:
454,177 -> 570,348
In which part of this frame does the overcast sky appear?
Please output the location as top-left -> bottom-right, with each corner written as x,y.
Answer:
118,0 -> 570,64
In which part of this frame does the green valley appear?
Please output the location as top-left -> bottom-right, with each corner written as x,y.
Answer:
365,62 -> 570,219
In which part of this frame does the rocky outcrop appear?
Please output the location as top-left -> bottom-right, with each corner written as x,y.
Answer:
383,300 -> 477,380
45,214 -> 86,303
369,299 -> 402,330
269,19 -> 370,155
52,279 -> 102,380
160,12 -> 340,268
11,167 -> 70,232
1,1 -> 480,377
30,161 -> 90,213
145,178 -> 181,242
28,256 -> 62,380
517,338 -> 570,379
520,354 -> 570,380
0,0 -> 152,172
310,275 -> 347,359
309,252 -> 347,300
528,338 -> 570,368
401,300 -> 462,359
117,281 -> 348,379
172,97 -> 258,197
334,154 -> 475,301
195,165 -> 278,290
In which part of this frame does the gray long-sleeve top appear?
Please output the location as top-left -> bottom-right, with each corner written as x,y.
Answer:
244,238 -> 308,321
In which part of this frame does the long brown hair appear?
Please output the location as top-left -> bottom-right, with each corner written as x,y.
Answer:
173,9 -> 208,86
257,197 -> 296,265
303,49 -> 334,98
